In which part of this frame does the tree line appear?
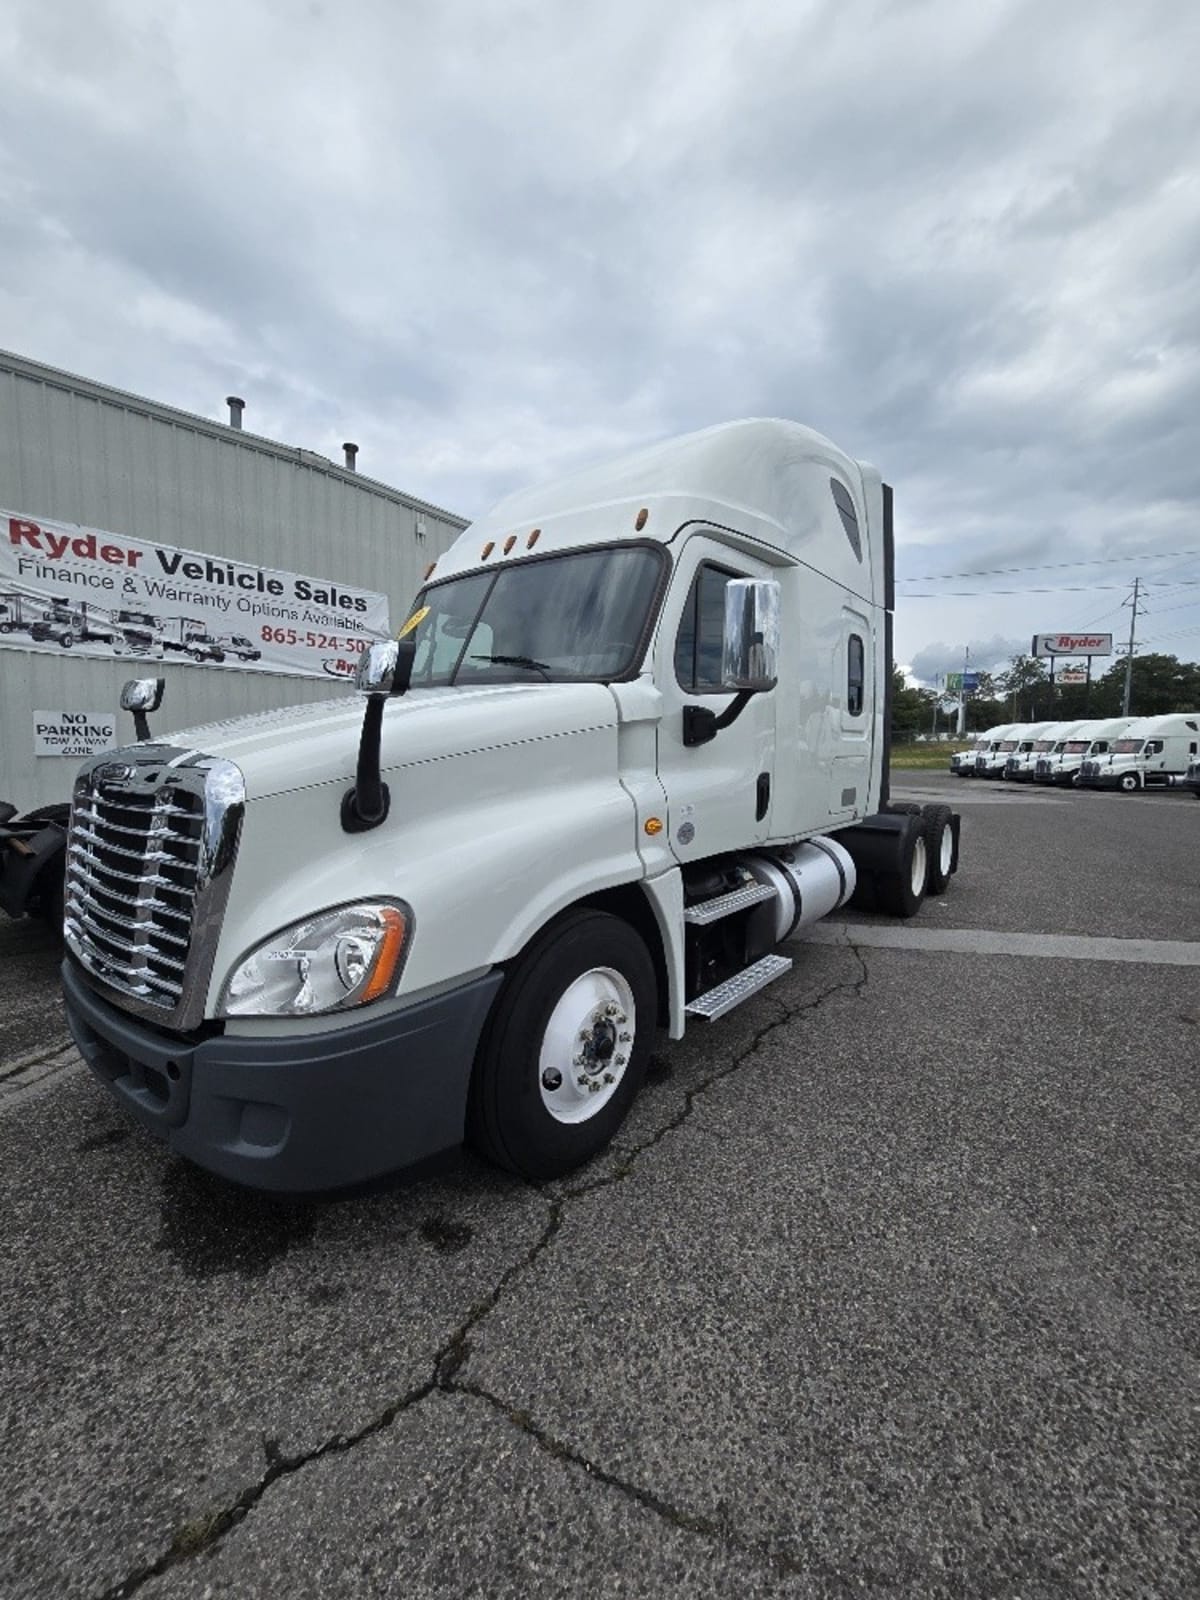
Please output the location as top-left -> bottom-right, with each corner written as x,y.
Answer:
892,652 -> 1200,737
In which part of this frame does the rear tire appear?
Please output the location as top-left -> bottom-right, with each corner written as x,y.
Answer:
875,817 -> 928,918
921,804 -> 955,894
467,910 -> 657,1180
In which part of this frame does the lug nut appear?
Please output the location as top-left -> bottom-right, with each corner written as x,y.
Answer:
615,1054 -> 627,1067
618,1032 -> 632,1043
603,1072 -> 614,1085
577,1075 -> 589,1087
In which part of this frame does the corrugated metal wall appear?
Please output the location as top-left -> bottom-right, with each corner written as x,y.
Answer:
0,352 -> 469,810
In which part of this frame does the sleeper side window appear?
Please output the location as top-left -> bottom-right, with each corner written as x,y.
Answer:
675,563 -> 742,693
847,633 -> 865,717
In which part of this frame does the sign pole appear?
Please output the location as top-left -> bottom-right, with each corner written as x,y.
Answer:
1085,655 -> 1092,710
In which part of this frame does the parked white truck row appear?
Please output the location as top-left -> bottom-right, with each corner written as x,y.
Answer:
951,715 -> 1200,791
56,420 -> 964,1191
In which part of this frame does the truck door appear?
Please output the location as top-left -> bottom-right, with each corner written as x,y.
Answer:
829,606 -> 872,819
654,534 -> 776,863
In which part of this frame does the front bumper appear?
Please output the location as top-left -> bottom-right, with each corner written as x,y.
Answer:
63,957 -> 504,1192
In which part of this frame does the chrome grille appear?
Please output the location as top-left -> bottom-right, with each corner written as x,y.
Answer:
65,746 -> 245,1028
1034,758 -> 1050,776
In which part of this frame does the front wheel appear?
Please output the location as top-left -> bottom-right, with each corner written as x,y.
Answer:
467,910 -> 657,1180
1119,773 -> 1139,793
59,633 -> 74,649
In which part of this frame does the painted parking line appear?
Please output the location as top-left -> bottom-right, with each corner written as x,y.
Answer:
894,792 -> 1068,806
801,923 -> 1200,967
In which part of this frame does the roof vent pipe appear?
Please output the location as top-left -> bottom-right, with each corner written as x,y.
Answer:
343,441 -> 358,471
226,396 -> 245,429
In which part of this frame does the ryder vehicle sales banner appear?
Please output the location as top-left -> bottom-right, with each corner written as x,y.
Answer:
1,509 -> 390,681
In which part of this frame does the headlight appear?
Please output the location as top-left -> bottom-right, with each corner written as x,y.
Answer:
219,901 -> 411,1018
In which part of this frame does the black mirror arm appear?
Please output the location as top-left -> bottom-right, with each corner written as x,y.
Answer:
341,694 -> 391,833
682,689 -> 755,748
131,710 -> 152,742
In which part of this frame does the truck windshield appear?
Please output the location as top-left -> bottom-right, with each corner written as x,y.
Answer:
1113,738 -> 1142,754
1064,740 -> 1088,752
999,740 -> 1018,751
408,546 -> 665,685
1032,740 -> 1054,751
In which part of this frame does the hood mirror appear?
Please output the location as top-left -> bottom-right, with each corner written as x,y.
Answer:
342,638 -> 417,833
120,677 -> 165,742
354,639 -> 415,698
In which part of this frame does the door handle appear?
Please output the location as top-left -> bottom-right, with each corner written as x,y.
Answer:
756,772 -> 770,821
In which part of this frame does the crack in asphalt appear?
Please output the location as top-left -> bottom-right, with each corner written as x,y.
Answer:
91,945 -> 868,1599
0,1041 -> 74,1084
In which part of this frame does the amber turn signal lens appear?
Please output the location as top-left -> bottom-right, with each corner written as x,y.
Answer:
361,906 -> 408,1002
644,817 -> 663,835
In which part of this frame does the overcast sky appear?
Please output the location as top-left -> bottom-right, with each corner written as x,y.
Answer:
1,0 -> 1197,679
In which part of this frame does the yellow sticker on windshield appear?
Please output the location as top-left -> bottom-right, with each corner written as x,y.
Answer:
396,606 -> 430,640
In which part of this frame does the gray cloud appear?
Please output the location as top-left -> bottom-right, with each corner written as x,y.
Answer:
0,0 -> 1197,665
908,636 -> 1029,685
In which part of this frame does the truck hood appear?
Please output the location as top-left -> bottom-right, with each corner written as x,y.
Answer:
161,682 -> 620,801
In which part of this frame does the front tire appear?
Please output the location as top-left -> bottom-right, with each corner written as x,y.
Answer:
1119,773 -> 1139,793
467,910 -> 657,1180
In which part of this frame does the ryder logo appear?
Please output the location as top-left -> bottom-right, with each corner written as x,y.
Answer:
9,517 -> 143,567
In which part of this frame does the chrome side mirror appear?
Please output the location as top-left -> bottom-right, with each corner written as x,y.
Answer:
721,579 -> 780,692
120,678 -> 164,713
343,639 -> 417,833
120,677 -> 164,742
354,638 -> 416,698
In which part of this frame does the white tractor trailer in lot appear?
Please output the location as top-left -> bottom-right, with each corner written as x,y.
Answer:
972,724 -> 1023,777
1079,714 -> 1200,791
1032,717 -> 1134,786
60,420 -> 963,1190
1004,721 -> 1084,782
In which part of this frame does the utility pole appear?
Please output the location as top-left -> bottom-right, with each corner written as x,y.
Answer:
1121,576 -> 1141,716
957,646 -> 969,735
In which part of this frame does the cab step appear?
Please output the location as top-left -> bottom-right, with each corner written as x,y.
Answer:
685,953 -> 793,1021
683,881 -> 776,925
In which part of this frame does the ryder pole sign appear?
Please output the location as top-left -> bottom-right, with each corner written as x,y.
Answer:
1,509 -> 390,681
1031,633 -> 1114,658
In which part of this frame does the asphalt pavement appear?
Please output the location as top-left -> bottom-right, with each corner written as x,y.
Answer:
1,773 -> 1197,1598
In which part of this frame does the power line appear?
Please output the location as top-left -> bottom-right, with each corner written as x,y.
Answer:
903,579 -> 1200,598
897,548 -> 1200,583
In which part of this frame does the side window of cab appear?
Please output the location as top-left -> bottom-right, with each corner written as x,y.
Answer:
675,563 -> 743,693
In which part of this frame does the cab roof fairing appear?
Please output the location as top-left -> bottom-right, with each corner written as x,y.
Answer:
431,419 -> 887,610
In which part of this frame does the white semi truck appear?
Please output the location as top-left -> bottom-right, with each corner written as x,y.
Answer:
972,724 -> 1021,777
1005,721 -> 1085,782
1079,713 -> 1200,791
59,420 -> 962,1190
1001,722 -> 1058,781
1032,717 -> 1133,786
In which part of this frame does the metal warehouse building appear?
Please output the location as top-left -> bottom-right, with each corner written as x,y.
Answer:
0,350 -> 468,812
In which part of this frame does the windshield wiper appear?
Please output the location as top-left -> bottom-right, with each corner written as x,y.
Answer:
470,653 -> 551,678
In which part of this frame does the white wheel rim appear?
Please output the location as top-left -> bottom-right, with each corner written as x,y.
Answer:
538,966 -> 635,1125
911,835 -> 928,897
939,824 -> 953,875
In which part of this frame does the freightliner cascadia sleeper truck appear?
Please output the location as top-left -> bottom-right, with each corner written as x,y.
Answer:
59,420 -> 962,1190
